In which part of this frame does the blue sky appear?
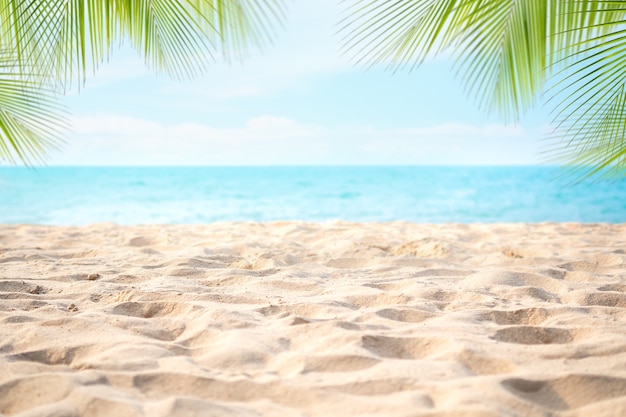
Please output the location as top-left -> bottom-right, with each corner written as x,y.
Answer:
49,0 -> 549,166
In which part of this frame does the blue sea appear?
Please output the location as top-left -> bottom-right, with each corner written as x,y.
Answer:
0,166 -> 624,224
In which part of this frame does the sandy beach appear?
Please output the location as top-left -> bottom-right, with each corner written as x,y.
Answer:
1,222 -> 625,416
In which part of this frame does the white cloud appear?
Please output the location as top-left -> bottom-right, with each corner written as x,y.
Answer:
47,114 -> 325,165
43,115 -> 540,166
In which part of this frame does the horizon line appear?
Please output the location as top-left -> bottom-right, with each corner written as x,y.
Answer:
0,163 -> 558,169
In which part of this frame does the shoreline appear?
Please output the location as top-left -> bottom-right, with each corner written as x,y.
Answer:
1,222 -> 625,416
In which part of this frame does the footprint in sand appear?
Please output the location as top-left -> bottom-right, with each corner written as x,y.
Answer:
455,348 -> 518,375
0,280 -> 47,295
8,346 -> 81,366
375,308 -> 436,323
334,377 -> 417,396
493,326 -> 573,345
361,335 -> 451,359
110,301 -> 194,319
502,374 -> 626,411
562,290 -> 626,308
0,374 -> 73,415
485,307 -> 549,326
278,354 -> 380,375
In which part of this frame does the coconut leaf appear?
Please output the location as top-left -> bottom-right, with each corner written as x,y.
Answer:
340,0 -> 549,121
0,0 -> 286,164
547,1 -> 626,179
0,0 -> 287,87
0,50 -> 67,164
341,0 -> 626,178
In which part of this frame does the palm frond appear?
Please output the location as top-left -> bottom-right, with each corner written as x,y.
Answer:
452,1 -> 548,120
341,0 -> 626,178
0,50 -> 67,164
0,0 -> 287,88
119,0 -> 217,80
0,0 -> 286,165
545,2 -> 626,179
341,0 -> 550,121
191,0 -> 287,61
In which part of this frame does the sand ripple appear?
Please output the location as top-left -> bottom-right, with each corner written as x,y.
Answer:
1,222 -> 625,416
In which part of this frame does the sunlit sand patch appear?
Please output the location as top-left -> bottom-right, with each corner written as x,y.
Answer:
1,222 -> 625,416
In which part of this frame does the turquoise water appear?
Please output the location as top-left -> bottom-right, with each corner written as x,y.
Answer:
0,166 -> 624,224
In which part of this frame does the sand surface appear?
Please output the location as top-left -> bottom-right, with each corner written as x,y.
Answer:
1,222 -> 626,417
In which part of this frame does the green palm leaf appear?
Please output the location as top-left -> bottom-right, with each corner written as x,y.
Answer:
340,0 -> 549,120
0,50 -> 66,164
0,0 -> 286,163
0,0 -> 286,87
341,0 -> 626,178
547,2 -> 626,179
